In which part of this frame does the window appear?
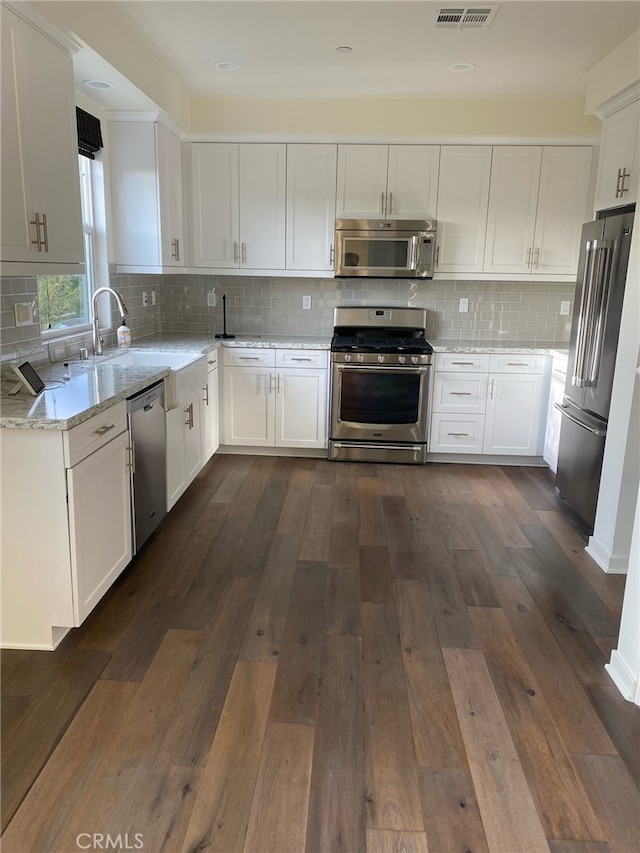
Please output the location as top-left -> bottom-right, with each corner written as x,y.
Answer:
38,156 -> 95,337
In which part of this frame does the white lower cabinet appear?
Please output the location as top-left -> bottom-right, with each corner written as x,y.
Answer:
543,352 -> 569,473
0,402 -> 132,649
223,347 -> 328,449
201,348 -> 220,463
165,358 -> 206,509
430,352 -> 549,457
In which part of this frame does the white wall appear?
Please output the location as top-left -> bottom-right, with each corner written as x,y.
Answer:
585,30 -> 640,116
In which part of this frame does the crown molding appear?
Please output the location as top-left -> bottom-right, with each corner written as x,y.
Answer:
2,1 -> 82,56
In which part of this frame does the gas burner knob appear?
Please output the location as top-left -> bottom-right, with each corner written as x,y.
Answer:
398,355 -> 406,364
344,354 -> 352,363
357,354 -> 364,363
411,356 -> 419,365
377,354 -> 385,364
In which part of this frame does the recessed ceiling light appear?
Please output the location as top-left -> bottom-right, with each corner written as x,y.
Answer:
83,79 -> 114,90
214,61 -> 241,72
336,46 -> 353,54
447,62 -> 476,72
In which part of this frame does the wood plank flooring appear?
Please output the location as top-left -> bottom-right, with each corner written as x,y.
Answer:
2,455 -> 639,853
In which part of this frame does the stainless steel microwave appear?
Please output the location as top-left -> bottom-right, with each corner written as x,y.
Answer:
334,218 -> 436,279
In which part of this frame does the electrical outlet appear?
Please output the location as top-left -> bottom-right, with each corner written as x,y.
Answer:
560,300 -> 571,316
207,290 -> 216,307
142,291 -> 149,307
459,298 -> 469,313
151,291 -> 157,305
302,295 -> 312,310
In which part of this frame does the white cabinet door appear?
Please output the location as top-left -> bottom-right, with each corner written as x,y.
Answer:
276,368 -> 328,448
202,359 -> 220,463
224,366 -> 275,446
239,143 -> 286,269
166,404 -> 187,509
386,145 -> 439,219
484,147 -> 542,275
190,143 -> 240,268
435,146 -> 491,274
484,372 -> 546,455
156,122 -> 184,267
594,100 -> 639,211
183,393 -> 203,483
286,144 -> 337,271
67,430 -> 132,623
1,6 -> 83,267
336,145 -> 389,218
534,147 -> 594,276
109,121 -> 184,270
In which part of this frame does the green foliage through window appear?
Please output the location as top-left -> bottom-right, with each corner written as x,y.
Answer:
37,274 -> 90,332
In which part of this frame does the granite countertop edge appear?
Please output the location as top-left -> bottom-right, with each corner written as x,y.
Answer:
1,334 -> 568,430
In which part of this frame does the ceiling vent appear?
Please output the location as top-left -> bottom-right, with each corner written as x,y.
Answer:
433,7 -> 499,29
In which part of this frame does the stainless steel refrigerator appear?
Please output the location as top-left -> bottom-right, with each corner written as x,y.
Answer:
555,209 -> 634,528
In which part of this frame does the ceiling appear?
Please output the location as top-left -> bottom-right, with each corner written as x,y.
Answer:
68,1 -> 640,106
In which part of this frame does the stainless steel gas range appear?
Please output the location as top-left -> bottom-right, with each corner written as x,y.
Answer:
328,306 -> 433,464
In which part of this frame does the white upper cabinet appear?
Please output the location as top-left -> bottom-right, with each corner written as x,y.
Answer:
190,143 -> 285,270
286,144 -> 337,271
1,5 -> 83,270
109,120 -> 185,271
336,144 -> 439,220
435,146 -> 492,275
594,100 -> 639,211
484,146 -> 594,277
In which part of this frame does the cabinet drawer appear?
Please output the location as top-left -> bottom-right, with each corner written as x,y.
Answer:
489,354 -> 547,373
275,349 -> 328,369
223,347 -> 275,367
432,373 -> 488,414
430,414 -> 484,453
63,401 -> 127,467
205,347 -> 219,369
435,353 -> 490,372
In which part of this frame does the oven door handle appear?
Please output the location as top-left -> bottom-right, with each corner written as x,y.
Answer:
336,364 -> 428,375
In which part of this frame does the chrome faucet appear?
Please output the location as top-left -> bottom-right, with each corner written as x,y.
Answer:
91,287 -> 128,355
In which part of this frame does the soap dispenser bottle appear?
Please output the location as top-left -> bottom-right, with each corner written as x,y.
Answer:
117,319 -> 131,347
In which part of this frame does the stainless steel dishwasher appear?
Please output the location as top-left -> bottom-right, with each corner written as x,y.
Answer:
126,380 -> 167,553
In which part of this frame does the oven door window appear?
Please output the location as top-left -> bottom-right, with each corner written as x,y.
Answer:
340,370 -> 420,424
341,236 -> 412,272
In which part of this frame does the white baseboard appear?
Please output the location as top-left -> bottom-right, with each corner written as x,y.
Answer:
606,651 -> 640,705
586,535 -> 629,574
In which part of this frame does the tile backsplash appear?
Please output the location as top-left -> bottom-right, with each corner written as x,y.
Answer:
1,272 -> 575,366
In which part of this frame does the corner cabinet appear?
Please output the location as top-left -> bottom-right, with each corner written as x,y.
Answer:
594,99 -> 639,212
336,144 -> 439,219
108,119 -> 185,272
1,5 -> 83,271
222,347 -> 328,450
0,403 -> 132,650
188,143 -> 286,270
201,348 -> 220,463
484,146 -> 594,277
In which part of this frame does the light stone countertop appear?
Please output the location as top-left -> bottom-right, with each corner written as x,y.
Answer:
1,333 -> 567,430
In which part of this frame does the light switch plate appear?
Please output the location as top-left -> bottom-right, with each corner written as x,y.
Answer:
303,295 -> 312,309
560,301 -> 571,315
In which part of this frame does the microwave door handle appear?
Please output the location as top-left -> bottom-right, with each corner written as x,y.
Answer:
409,236 -> 418,270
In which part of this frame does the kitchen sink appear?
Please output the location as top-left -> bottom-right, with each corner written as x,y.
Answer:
105,350 -> 202,371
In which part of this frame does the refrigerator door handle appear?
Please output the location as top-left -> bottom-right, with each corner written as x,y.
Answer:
554,403 -> 607,437
572,239 -> 611,388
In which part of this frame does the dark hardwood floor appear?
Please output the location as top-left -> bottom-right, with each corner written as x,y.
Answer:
2,454 -> 639,853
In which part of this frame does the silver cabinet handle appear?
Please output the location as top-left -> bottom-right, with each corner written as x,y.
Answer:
449,391 -> 472,396
95,423 -> 115,436
617,167 -> 631,197
435,245 -> 440,266
489,379 -> 495,399
554,403 -> 606,437
171,238 -> 180,261
41,213 -> 49,252
526,247 -> 532,269
291,357 -> 312,362
239,356 -> 261,361
203,384 -> 209,406
278,375 -> 282,393
241,242 -> 247,264
447,432 -> 470,436
185,402 -> 194,429
381,192 -> 385,215
269,374 -> 275,393
451,361 -> 476,366
207,358 -> 216,365
233,241 -> 239,263
506,362 -> 530,367
329,244 -> 335,265
387,191 -> 393,216
534,247 -> 539,269
127,442 -> 135,471
30,213 -> 43,252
